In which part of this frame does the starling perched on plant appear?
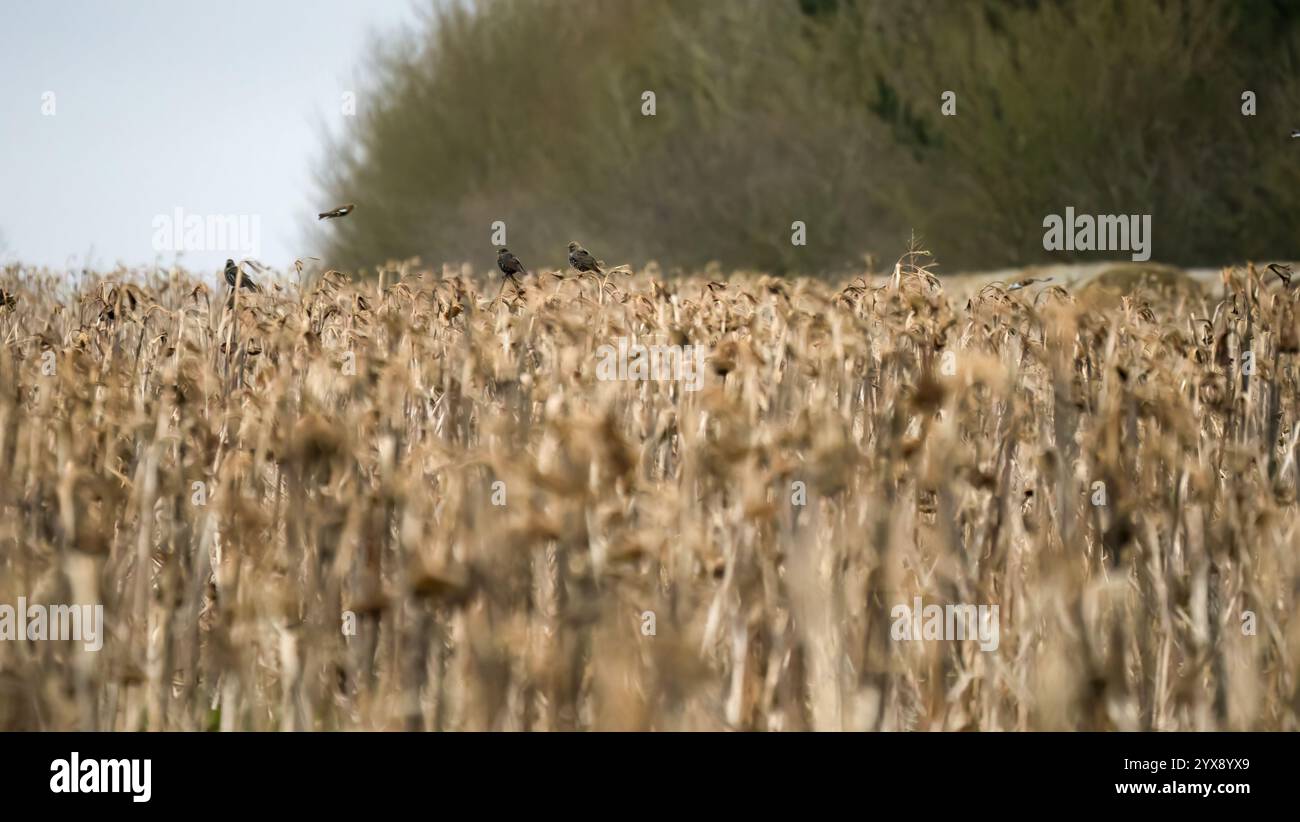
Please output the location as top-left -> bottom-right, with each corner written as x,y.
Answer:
224,258 -> 260,292
497,247 -> 529,282
318,203 -> 355,220
567,241 -> 602,274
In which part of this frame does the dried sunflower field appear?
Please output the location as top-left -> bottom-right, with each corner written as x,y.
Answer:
1,258 -> 1297,731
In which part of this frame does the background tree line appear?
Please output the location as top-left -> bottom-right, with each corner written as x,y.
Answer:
315,0 -> 1300,275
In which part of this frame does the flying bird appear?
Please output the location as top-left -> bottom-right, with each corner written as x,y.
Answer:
1007,276 -> 1053,291
567,241 -> 602,274
496,247 -> 528,296
318,204 -> 355,220
224,258 -> 261,292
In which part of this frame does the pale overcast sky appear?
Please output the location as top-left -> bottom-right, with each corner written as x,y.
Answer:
0,0 -> 424,273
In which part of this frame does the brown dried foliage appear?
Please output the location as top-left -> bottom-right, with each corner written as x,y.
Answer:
0,259 -> 1297,730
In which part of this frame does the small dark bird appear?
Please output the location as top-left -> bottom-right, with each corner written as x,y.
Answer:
224,258 -> 260,292
318,203 -> 355,220
0,289 -> 16,310
567,241 -> 602,274
496,247 -> 528,296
